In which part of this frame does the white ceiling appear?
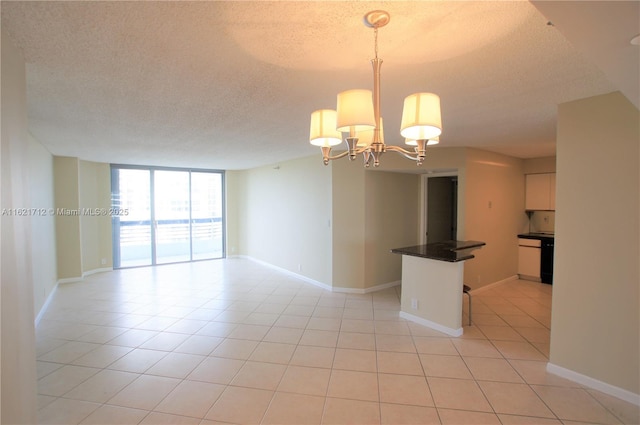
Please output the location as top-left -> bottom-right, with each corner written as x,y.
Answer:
1,1 -> 637,170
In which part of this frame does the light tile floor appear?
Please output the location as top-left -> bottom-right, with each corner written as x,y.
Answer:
36,258 -> 639,424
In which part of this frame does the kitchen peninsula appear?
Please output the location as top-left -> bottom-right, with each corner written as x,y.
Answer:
391,240 -> 485,336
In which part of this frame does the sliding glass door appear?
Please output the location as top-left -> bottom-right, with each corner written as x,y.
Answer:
112,168 -> 153,268
112,166 -> 224,268
154,170 -> 191,264
191,172 -> 224,260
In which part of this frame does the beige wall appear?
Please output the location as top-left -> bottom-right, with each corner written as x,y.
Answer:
28,134 -> 57,314
54,156 -> 83,279
54,158 -> 112,279
232,147 -> 522,292
225,170 -> 240,257
78,160 -> 113,272
331,158 -> 366,289
1,29 -> 38,424
331,161 -> 421,291
552,91 -> 639,395
374,147 -> 526,289
463,149 -> 527,288
364,171 -> 420,288
230,155 -> 420,291
523,156 -> 556,174
233,156 -> 333,285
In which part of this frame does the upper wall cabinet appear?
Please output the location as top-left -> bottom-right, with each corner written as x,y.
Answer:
525,173 -> 556,210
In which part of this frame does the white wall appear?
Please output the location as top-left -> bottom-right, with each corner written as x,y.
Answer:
552,91 -> 639,396
1,29 -> 38,424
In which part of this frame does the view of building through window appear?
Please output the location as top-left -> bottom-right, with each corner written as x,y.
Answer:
111,166 -> 224,268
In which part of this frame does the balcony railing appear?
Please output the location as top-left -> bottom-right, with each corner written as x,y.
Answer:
117,217 -> 222,245
115,217 -> 224,266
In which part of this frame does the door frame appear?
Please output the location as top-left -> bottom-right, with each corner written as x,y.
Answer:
420,171 -> 459,245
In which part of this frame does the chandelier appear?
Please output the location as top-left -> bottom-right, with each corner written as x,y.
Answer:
309,10 -> 442,168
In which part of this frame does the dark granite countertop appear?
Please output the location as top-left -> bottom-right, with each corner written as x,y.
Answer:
518,233 -> 555,240
391,240 -> 486,262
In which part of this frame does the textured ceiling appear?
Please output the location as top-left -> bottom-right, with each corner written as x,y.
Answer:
1,1 -> 636,170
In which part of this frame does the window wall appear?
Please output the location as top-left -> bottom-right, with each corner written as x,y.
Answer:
111,165 -> 224,268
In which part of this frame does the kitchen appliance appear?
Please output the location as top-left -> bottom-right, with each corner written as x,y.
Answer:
518,238 -> 541,280
541,239 -> 554,284
518,234 -> 554,284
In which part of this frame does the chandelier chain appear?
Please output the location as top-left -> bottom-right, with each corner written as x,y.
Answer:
373,27 -> 379,60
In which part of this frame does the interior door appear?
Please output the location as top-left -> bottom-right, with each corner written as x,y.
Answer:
426,176 -> 458,243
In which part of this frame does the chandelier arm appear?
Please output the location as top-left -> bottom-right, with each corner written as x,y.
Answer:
353,146 -> 372,155
326,150 -> 350,161
385,145 -> 420,157
320,146 -> 350,165
385,145 -> 426,163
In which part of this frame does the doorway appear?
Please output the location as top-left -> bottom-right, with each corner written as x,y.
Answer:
424,175 -> 458,244
111,166 -> 225,268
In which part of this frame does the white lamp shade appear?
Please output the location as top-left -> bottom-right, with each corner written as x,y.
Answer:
357,117 -> 384,147
400,93 -> 442,140
309,109 -> 342,147
405,136 -> 439,146
336,89 -> 376,132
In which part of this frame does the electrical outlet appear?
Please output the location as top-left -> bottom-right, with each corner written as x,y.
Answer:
101,258 -> 107,265
411,298 -> 418,309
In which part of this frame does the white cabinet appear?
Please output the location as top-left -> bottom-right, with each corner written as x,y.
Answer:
518,238 -> 541,280
525,173 -> 556,210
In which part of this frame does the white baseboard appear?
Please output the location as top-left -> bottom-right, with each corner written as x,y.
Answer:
34,282 -> 59,326
245,256 -> 400,294
57,266 -> 113,284
399,311 -> 463,337
547,362 -> 640,406
245,256 -> 333,292
40,267 -> 113,325
57,276 -> 83,284
82,267 -> 113,277
469,274 -> 519,294
334,280 -> 401,294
